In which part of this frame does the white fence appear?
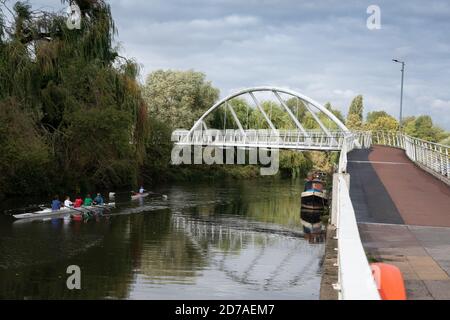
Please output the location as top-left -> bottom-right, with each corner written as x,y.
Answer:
334,174 -> 380,300
333,131 -> 450,299
172,129 -> 352,151
373,131 -> 450,180
333,133 -> 381,300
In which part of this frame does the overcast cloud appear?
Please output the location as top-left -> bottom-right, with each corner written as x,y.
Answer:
27,1 -> 450,129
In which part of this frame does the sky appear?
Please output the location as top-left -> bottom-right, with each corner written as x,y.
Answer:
20,0 -> 450,129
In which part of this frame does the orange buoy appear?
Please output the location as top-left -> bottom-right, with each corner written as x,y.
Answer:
370,263 -> 406,300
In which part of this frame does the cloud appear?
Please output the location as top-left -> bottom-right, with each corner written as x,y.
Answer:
333,90 -> 357,99
431,99 -> 450,110
26,0 -> 450,130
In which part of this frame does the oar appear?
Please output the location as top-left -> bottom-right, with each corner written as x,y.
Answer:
92,203 -> 109,213
69,206 -> 89,218
148,191 -> 168,200
69,205 -> 98,219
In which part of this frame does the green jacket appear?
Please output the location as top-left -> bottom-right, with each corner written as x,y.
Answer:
84,197 -> 93,206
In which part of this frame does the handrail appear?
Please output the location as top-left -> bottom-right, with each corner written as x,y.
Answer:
372,131 -> 450,180
334,133 -> 380,300
172,129 -> 352,151
335,174 -> 380,300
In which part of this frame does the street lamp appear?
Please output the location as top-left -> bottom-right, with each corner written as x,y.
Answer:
392,59 -> 405,131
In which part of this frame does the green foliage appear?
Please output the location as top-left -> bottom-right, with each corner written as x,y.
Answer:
346,113 -> 363,130
141,117 -> 173,184
366,111 -> 390,124
325,102 -> 345,124
364,114 -> 399,131
346,95 -> 363,129
143,69 -> 219,130
319,102 -> 345,130
0,1 -> 146,196
210,98 -> 253,129
286,98 -> 307,120
403,115 -> 448,142
439,136 -> 450,145
249,101 -> 295,129
0,98 -> 51,194
279,151 -> 312,178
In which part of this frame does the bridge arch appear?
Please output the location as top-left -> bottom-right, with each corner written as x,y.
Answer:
188,86 -> 350,136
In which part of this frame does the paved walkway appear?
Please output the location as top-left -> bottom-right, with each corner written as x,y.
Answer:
348,146 -> 450,300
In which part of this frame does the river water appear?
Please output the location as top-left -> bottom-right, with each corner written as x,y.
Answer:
0,179 -> 326,299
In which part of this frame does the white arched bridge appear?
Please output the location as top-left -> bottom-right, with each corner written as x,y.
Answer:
171,86 -> 450,300
172,87 -> 371,152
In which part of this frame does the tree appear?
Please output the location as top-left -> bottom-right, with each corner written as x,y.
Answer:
209,98 -> 253,130
0,0 -> 147,195
346,114 -> 363,130
403,115 -> 448,142
319,102 -> 345,129
324,102 -> 345,124
346,95 -> 363,129
286,97 -> 307,121
365,116 -> 399,131
366,111 -> 390,124
249,101 -> 294,129
143,70 -> 219,130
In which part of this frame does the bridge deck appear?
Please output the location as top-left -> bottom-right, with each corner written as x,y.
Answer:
348,145 -> 450,300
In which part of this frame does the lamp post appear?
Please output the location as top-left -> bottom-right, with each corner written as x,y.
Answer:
392,59 -> 405,131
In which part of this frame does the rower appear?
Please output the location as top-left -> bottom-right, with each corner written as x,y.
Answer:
93,193 -> 104,205
74,196 -> 83,208
139,186 -> 145,194
51,196 -> 61,211
64,196 -> 73,208
83,194 -> 93,206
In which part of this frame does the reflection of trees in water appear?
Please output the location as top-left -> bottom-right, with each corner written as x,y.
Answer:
171,214 -> 324,291
0,218 -> 136,299
134,212 -> 208,284
166,179 -> 304,229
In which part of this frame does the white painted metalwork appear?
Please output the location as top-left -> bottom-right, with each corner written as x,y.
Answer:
373,131 -> 450,180
187,87 -> 350,137
173,88 -> 420,300
173,129 -> 355,151
334,173 -> 380,300
333,137 -> 380,300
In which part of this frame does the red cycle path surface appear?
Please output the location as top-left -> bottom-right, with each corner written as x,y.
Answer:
368,146 -> 450,227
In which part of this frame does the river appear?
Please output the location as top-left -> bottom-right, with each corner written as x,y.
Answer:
0,178 -> 326,299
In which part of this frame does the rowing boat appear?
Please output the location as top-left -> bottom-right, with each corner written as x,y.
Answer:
12,203 -> 115,220
131,192 -> 149,200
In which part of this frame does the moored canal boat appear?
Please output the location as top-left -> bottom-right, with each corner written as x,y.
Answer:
300,178 -> 328,211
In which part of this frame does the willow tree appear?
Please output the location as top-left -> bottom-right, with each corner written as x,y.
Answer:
0,0 -> 147,195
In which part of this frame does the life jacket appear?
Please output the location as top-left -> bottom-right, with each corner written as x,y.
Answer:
74,198 -> 83,208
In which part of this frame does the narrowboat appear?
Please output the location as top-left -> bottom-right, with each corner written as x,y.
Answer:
300,178 -> 328,211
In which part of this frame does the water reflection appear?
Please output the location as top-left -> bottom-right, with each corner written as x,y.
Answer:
300,210 -> 325,244
0,179 -> 325,299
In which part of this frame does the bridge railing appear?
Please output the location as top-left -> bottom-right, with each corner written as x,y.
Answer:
334,173 -> 380,300
372,131 -> 450,180
333,133 -> 380,300
172,129 -> 355,150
